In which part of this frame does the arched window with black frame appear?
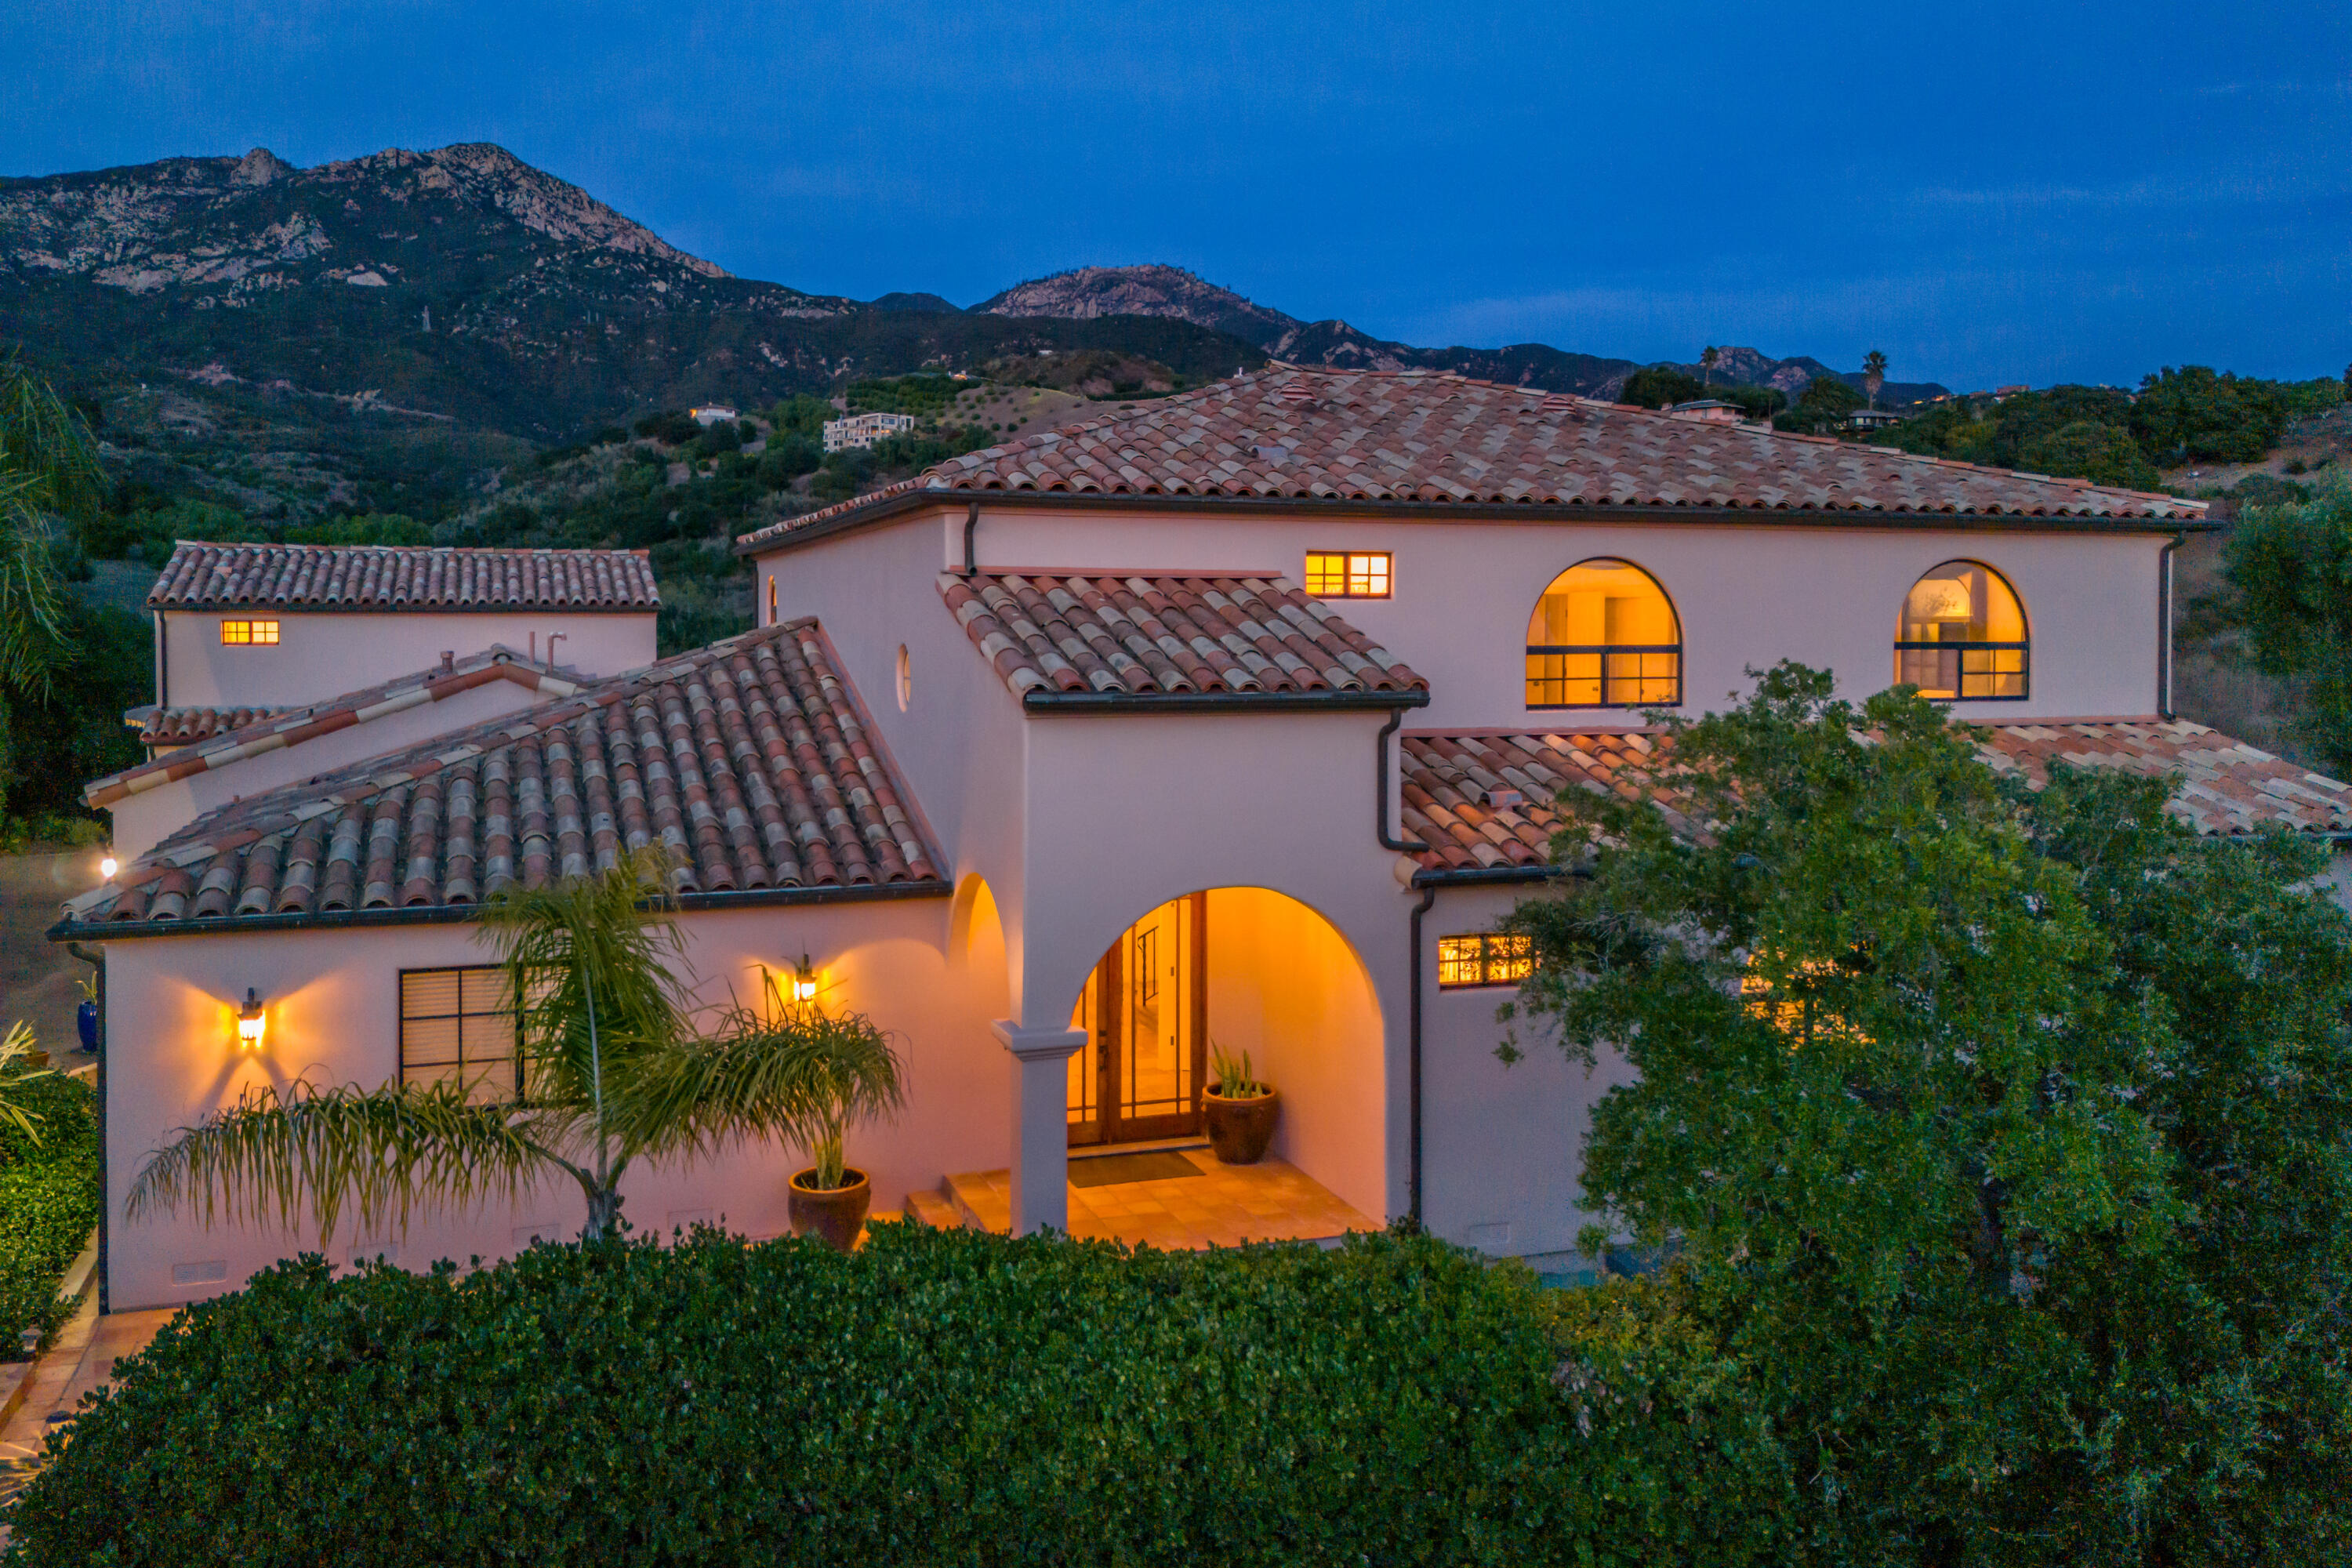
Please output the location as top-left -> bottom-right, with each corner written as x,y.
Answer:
1524,558 -> 1682,710
1895,561 -> 2028,701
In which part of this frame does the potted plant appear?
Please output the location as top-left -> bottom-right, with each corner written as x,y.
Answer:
1203,1040 -> 1279,1165
766,962 -> 905,1253
74,971 -> 97,1054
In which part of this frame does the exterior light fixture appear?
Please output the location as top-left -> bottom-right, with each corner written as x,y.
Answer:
100,855 -> 118,880
792,956 -> 818,1004
236,988 -> 266,1050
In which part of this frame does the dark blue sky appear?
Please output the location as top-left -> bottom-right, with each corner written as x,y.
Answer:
6,1 -> 2347,390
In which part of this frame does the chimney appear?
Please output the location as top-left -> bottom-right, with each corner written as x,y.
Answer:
440,651 -> 454,674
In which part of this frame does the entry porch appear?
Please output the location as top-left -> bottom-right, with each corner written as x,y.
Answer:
913,1144 -> 1378,1251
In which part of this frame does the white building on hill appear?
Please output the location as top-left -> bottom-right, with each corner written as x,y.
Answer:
823,411 -> 916,452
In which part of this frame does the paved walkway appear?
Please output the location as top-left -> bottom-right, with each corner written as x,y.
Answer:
945,1150 -> 1377,1249
0,1297 -> 176,1527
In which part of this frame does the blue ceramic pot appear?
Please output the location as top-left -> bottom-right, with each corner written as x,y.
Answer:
76,1000 -> 97,1053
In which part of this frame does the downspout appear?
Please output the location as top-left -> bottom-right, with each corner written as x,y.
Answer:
2158,531 -> 2187,720
67,941 -> 105,1316
1376,709 -> 1428,855
153,611 -> 167,710
1407,882 -> 1436,1226
960,501 -> 980,578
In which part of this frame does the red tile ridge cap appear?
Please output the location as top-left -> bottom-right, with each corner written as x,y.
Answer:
83,646 -> 589,808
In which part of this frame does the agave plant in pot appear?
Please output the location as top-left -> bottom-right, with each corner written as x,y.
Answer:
1203,1040 -> 1279,1165
749,961 -> 906,1251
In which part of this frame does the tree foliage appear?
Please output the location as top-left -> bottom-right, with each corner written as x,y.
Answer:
2221,475 -> 2352,775
1502,664 -> 2352,1564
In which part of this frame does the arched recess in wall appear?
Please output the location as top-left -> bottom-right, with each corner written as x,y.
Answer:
949,873 -> 1012,1018
1058,884 -> 1386,1221
1894,560 -> 2029,701
1524,558 -> 1682,709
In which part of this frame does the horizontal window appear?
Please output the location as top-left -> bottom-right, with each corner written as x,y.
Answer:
1438,933 -> 1534,989
1305,550 -> 1392,598
220,619 -> 280,646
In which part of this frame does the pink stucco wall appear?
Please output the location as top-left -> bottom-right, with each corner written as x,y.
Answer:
158,609 -> 656,711
96,893 -> 1001,1310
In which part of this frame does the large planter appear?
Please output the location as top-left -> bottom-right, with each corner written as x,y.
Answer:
1203,1088 -> 1279,1165
76,1001 -> 98,1054
788,1167 -> 872,1252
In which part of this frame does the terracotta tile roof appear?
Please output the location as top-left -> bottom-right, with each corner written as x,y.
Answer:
940,571 -> 1426,706
88,648 -> 589,808
147,543 -> 662,611
739,368 -> 2203,548
66,621 -> 942,930
1403,720 -> 2352,875
136,705 -> 293,748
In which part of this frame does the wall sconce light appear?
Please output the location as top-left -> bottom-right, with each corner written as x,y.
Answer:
236,988 -> 266,1050
791,955 -> 818,1004
100,855 -> 118,880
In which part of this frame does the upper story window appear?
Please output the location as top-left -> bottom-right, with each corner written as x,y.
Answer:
1526,558 -> 1681,709
220,619 -> 280,646
766,575 -> 779,626
1305,551 -> 1392,599
399,966 -> 521,1104
1438,933 -> 1534,989
1896,561 -> 2027,701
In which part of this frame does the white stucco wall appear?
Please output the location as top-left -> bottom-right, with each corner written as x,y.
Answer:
107,679 -> 557,862
759,503 -> 2174,731
95,890 -> 1011,1311
158,610 -> 656,711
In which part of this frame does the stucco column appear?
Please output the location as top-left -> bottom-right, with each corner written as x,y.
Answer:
992,1022 -> 1084,1235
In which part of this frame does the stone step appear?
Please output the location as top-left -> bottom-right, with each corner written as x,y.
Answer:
942,1171 -> 1011,1234
904,1189 -> 962,1230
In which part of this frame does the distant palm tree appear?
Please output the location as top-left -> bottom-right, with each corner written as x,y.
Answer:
1700,347 -> 1720,388
1862,350 -> 1889,411
0,356 -> 100,694
129,851 -> 905,1244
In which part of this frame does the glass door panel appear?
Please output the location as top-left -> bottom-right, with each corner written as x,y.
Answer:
1068,893 -> 1206,1145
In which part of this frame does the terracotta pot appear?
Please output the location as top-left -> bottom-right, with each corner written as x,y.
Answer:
788,1167 -> 872,1252
1203,1089 -> 1279,1165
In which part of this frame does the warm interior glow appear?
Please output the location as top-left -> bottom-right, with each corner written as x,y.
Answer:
1304,550 -> 1392,598
1526,559 -> 1680,707
1896,561 -> 2027,699
219,619 -> 281,647
1437,933 -> 1534,989
1069,895 -> 1203,1140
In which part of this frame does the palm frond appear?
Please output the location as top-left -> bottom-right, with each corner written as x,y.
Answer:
126,1077 -> 550,1237
611,1006 -> 906,1167
0,1019 -> 52,1145
0,471 -> 68,692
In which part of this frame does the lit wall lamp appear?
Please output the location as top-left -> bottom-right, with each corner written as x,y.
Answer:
100,854 -> 118,880
236,988 -> 267,1050
790,955 -> 818,1005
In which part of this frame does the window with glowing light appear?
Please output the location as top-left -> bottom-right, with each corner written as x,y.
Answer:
400,967 -> 522,1103
1895,561 -> 2028,700
220,619 -> 280,646
1304,551 -> 1392,598
1525,559 -> 1680,708
1436,933 -> 1534,989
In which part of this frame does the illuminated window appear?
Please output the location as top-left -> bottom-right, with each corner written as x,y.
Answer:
1895,561 -> 2027,700
1526,559 -> 1680,708
766,575 -> 778,626
219,619 -> 280,646
1437,933 -> 1534,989
1305,550 -> 1392,598
399,967 -> 521,1104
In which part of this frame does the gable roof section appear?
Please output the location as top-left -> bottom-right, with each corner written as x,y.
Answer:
941,571 -> 1427,710
87,647 -> 587,808
740,367 -> 2204,550
64,620 -> 942,933
148,542 -> 661,611
1403,720 -> 2352,876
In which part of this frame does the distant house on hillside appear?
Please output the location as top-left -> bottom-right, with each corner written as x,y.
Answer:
824,411 -> 917,453
1845,408 -> 1905,433
1667,399 -> 1746,424
689,405 -> 738,426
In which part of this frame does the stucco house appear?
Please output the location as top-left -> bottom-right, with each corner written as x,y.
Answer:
57,368 -> 2352,1311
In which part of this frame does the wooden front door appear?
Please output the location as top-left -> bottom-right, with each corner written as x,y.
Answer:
1067,893 -> 1207,1146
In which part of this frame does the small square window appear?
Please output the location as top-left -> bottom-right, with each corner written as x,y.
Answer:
1437,933 -> 1534,989
400,966 -> 522,1105
1305,551 -> 1392,599
220,619 -> 279,646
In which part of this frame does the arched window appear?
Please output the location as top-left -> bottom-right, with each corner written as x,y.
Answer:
1525,559 -> 1682,709
1895,561 -> 2028,701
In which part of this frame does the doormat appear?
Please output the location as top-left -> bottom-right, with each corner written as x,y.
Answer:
1069,1151 -> 1203,1188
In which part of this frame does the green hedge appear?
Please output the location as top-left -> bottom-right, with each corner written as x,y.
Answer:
2,1227 -> 1790,1567
0,1074 -> 99,1356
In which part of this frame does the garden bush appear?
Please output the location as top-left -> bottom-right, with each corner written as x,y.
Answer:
0,1073 -> 100,1356
2,1225 -> 1791,1567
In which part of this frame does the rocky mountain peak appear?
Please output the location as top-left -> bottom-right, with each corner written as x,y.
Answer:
230,147 -> 295,187
975,263 -> 1300,348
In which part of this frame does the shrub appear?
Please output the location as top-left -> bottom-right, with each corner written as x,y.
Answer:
0,1073 -> 99,1357
2,1226 -> 1791,1567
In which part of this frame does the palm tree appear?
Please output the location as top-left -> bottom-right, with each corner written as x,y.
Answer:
128,850 -> 906,1244
1700,347 -> 1720,389
0,356 -> 100,695
1862,350 -> 1889,411
0,1020 -> 55,1145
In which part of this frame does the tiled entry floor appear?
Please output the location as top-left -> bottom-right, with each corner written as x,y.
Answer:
940,1149 -> 1378,1250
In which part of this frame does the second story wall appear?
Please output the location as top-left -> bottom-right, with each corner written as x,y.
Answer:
157,610 -> 655,711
